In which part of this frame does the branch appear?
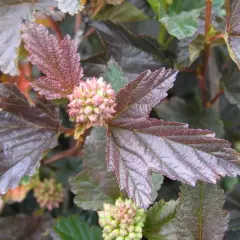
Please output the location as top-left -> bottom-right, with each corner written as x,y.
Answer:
210,89 -> 224,105
47,16 -> 63,43
42,128 -> 92,165
201,0 -> 213,105
42,138 -> 83,165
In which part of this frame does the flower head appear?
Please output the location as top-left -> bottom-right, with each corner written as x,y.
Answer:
68,77 -> 116,139
98,198 -> 146,240
34,178 -> 64,211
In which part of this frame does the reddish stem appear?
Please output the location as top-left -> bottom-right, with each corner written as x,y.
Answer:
210,89 -> 224,105
75,12 -> 82,35
42,138 -> 83,165
201,0 -> 213,106
47,16 -> 63,43
208,33 -> 224,42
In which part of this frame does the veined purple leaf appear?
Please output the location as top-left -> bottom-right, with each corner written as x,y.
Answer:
0,83 -> 60,194
21,22 -> 83,100
225,0 -> 240,69
107,68 -> 240,208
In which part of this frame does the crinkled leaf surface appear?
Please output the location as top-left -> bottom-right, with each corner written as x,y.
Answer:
95,1 -> 148,22
173,182 -> 229,240
55,0 -> 83,16
21,22 -> 83,100
103,58 -> 128,93
225,0 -> 240,69
69,127 -> 119,211
223,62 -> 240,110
91,21 -> 172,80
143,200 -> 178,240
224,184 -> 240,239
107,68 -> 240,208
160,10 -> 201,40
54,215 -> 102,240
0,83 -> 59,194
0,215 -> 57,240
155,97 -> 224,137
0,0 -> 57,76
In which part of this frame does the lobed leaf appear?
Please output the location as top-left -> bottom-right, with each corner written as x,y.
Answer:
0,83 -> 60,194
69,127 -> 119,211
173,182 -> 229,240
92,21 -> 172,80
107,68 -> 240,208
0,0 -> 57,76
103,58 -> 128,93
225,0 -> 240,69
143,200 -> 178,240
21,22 -> 83,100
54,215 -> 102,240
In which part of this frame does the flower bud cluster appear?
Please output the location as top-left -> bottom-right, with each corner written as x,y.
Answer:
68,77 -> 116,138
34,178 -> 64,211
98,198 -> 146,240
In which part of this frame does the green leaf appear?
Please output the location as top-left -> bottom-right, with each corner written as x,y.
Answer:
69,127 -> 119,211
103,58 -> 128,93
160,9 -> 201,39
54,216 -> 102,240
94,1 -> 148,22
173,182 -> 229,240
143,200 -> 178,240
189,35 -> 205,64
151,173 -> 164,203
155,96 -> 224,137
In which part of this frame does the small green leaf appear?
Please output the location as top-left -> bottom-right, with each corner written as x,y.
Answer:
54,216 -> 102,240
94,1 -> 148,22
160,9 -> 201,39
104,59 -> 128,93
173,182 -> 229,240
151,173 -> 164,203
69,127 -> 119,211
189,35 -> 204,64
143,200 -> 178,240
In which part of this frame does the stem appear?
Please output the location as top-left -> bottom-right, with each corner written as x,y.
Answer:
60,126 -> 75,136
47,16 -> 63,43
42,138 -> 83,165
75,12 -> 82,35
158,0 -> 167,45
208,33 -> 224,42
210,89 -> 224,105
201,0 -> 212,105
225,0 -> 231,30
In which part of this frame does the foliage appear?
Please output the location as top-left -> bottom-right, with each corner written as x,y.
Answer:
0,0 -> 240,239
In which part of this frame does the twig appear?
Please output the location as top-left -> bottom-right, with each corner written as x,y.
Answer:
59,126 -> 75,136
75,12 -> 82,35
208,33 -> 224,42
201,0 -> 213,105
225,0 -> 231,30
47,16 -> 63,43
210,89 -> 224,105
83,27 -> 96,39
42,137 -> 83,165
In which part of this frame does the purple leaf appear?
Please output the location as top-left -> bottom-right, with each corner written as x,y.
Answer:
107,68 -> 240,208
21,22 -> 83,100
0,83 -> 60,194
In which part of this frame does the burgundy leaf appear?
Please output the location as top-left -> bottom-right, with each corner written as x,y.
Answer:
107,68 -> 240,208
21,22 -> 83,100
0,83 -> 60,194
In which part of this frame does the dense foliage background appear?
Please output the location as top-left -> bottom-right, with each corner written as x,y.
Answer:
0,0 -> 240,239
